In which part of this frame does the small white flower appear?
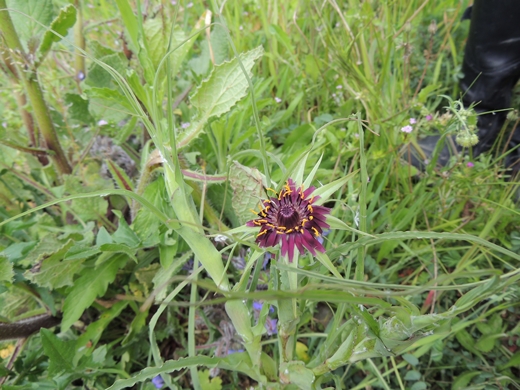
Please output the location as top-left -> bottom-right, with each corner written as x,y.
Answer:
186,1 -> 193,7
401,125 -> 413,133
98,119 -> 108,126
274,97 -> 282,103
239,25 -> 243,31
181,122 -> 190,129
409,118 -> 417,124
336,85 -> 343,89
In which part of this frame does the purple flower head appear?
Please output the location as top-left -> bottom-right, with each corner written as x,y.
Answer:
265,318 -> 278,335
247,179 -> 330,262
466,162 -> 474,168
152,375 -> 165,389
425,114 -> 433,121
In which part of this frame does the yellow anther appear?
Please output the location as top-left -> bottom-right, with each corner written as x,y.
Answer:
257,230 -> 268,237
257,219 -> 268,223
312,227 -> 320,236
286,229 -> 293,233
307,204 -> 314,213
249,208 -> 259,215
301,219 -> 308,227
309,196 -> 314,204
309,215 -> 314,220
277,226 -> 286,230
266,187 -> 278,195
253,220 -> 262,226
276,230 -> 285,234
267,223 -> 275,228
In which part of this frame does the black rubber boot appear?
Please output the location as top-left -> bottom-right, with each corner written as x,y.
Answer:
410,0 -> 520,172
460,0 -> 520,158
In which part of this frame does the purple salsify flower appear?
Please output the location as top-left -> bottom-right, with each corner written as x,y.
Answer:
247,179 -> 330,262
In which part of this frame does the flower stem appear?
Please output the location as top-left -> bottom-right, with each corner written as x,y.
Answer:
0,0 -> 72,175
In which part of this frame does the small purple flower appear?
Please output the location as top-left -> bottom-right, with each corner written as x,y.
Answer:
181,122 -> 190,129
425,114 -> 433,121
275,97 -> 282,103
252,301 -> 263,311
401,125 -> 413,133
409,118 -> 417,124
77,71 -> 85,81
152,375 -> 165,389
98,119 -> 108,126
247,179 -> 330,262
466,162 -> 475,168
265,318 -> 278,335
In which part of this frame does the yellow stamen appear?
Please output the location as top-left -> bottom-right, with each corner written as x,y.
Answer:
257,219 -> 268,223
309,196 -> 314,204
312,227 -> 320,236
301,218 -> 308,227
267,223 -> 276,228
286,229 -> 293,233
249,208 -> 259,215
309,215 -> 314,220
276,230 -> 285,234
277,226 -> 287,230
257,230 -> 268,237
308,204 -> 314,213
253,220 -> 262,226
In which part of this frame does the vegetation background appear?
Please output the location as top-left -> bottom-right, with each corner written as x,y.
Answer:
0,0 -> 519,389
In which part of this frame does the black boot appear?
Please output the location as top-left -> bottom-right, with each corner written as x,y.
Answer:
460,0 -> 520,158
410,0 -> 520,171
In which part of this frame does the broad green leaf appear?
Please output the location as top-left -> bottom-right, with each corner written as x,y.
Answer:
25,239 -> 85,289
111,210 -> 140,247
38,4 -> 76,62
279,361 -> 315,390
87,87 -> 134,123
65,93 -> 94,124
475,333 -> 500,353
61,253 -> 128,331
143,18 -> 167,71
191,46 -> 263,119
40,328 -> 76,376
85,53 -> 129,90
21,235 -> 64,266
7,0 -> 54,53
132,177 -> 173,247
99,243 -> 138,263
198,369 -> 223,390
0,256 -> 14,283
452,371 -> 480,390
404,370 -> 421,381
229,161 -> 265,224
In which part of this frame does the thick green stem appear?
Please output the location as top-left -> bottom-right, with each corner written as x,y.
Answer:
0,0 -> 72,175
74,0 -> 85,78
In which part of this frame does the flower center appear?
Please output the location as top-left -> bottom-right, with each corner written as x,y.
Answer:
278,204 -> 300,228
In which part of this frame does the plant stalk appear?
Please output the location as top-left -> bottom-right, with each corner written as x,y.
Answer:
0,0 -> 72,175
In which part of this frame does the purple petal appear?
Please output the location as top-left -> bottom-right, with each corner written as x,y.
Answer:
287,234 -> 295,262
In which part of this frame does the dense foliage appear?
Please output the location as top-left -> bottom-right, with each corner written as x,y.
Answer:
0,0 -> 519,389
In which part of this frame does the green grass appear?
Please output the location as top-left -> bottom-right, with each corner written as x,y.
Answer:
0,0 -> 519,389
